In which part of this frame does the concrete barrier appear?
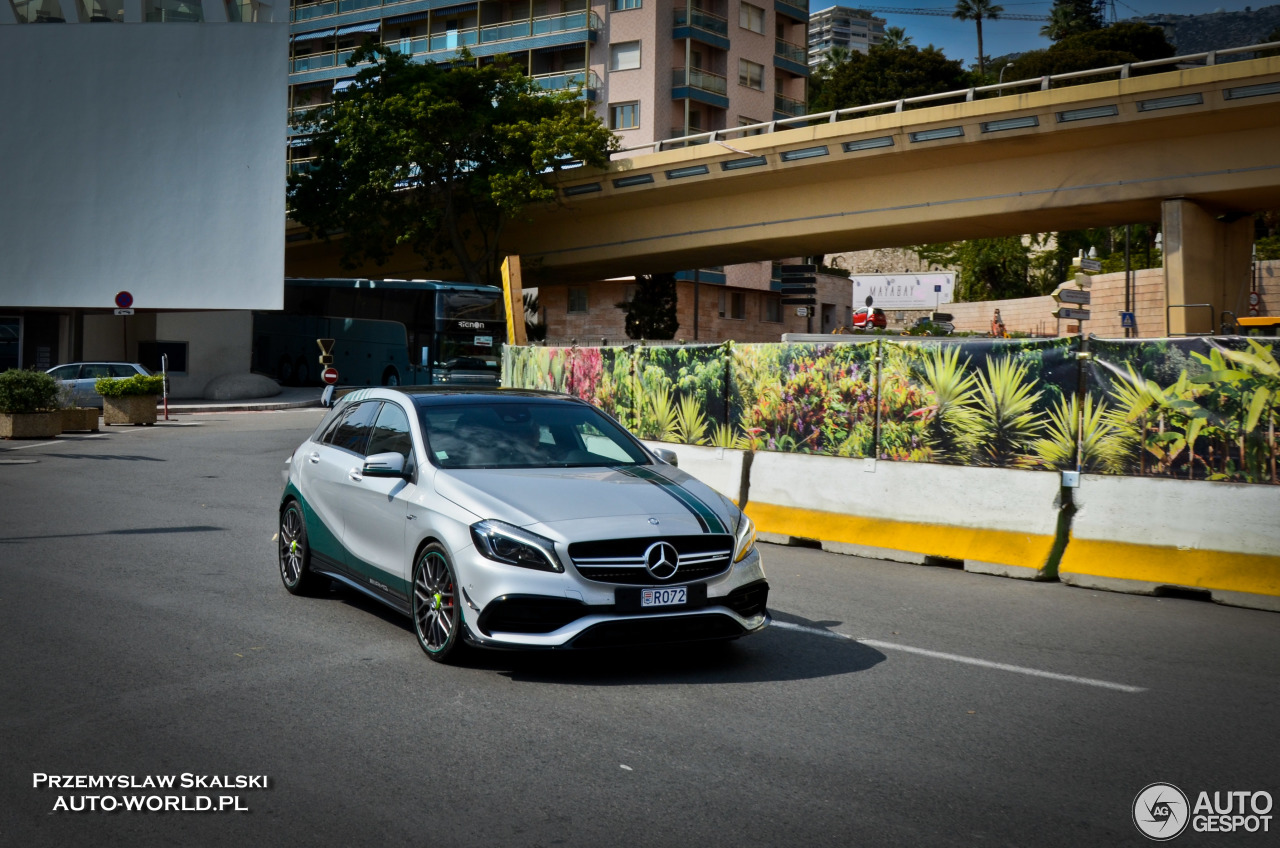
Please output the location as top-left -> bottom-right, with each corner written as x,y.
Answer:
1060,475 -> 1280,612
741,451 -> 1065,580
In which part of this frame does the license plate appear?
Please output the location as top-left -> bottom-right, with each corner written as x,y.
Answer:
641,587 -> 687,607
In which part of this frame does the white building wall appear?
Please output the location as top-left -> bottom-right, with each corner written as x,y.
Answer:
0,22 -> 288,311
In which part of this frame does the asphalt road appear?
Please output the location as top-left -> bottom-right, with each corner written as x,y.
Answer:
2,410 -> 1277,847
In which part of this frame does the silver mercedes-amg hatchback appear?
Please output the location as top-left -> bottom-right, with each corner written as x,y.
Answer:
279,387 -> 769,662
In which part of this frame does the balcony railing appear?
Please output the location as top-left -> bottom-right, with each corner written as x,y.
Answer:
775,38 -> 806,65
292,0 -> 381,22
380,11 -> 598,60
673,8 -> 728,36
774,92 -> 806,116
531,69 -> 602,97
673,67 -> 727,96
291,52 -> 336,73
775,0 -> 808,20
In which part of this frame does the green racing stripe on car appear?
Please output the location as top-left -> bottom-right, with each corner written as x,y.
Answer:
283,486 -> 409,598
618,465 -> 726,534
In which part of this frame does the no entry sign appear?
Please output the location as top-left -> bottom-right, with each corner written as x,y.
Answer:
321,367 -> 339,385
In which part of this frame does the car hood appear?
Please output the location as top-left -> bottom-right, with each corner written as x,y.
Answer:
432,464 -> 738,534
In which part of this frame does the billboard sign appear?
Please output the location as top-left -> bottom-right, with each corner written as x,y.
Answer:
850,273 -> 955,310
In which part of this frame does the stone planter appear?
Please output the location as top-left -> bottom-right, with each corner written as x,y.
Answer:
0,411 -> 62,439
60,407 -> 100,432
103,395 -> 158,426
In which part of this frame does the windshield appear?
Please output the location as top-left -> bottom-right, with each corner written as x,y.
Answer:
419,401 -> 650,469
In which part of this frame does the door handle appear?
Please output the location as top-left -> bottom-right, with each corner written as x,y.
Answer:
349,468 -> 363,482
308,452 -> 320,464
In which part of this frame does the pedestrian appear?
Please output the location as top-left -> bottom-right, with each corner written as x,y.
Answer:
991,309 -> 1007,338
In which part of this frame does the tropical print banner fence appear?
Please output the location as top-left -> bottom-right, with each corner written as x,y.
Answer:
503,335 -> 1279,485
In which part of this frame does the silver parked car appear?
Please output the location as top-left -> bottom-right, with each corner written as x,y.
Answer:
46,362 -> 153,408
278,387 -> 769,662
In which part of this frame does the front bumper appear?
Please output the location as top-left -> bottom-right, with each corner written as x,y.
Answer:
456,543 -> 770,650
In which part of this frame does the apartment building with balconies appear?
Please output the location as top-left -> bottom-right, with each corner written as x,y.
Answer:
806,4 -> 883,69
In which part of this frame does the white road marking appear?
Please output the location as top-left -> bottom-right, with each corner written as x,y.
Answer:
769,620 -> 1146,693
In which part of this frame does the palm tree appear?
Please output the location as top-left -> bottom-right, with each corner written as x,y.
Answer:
1039,5 -> 1075,41
953,0 -> 1004,77
880,26 -> 913,50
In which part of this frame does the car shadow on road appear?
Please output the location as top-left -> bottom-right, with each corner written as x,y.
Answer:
469,609 -> 886,686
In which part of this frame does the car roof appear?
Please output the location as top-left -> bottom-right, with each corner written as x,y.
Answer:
338,387 -> 583,408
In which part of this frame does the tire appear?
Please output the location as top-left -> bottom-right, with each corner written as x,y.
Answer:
412,543 -> 464,663
277,355 -> 295,386
279,500 -> 324,595
382,367 -> 400,387
295,357 -> 311,387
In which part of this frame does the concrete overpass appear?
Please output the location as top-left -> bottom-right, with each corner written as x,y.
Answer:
287,48 -> 1280,334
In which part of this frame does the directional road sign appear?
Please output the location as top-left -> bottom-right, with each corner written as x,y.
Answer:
1080,258 -> 1103,272
780,285 -> 816,295
1057,307 -> 1091,321
1052,287 -> 1091,305
321,367 -> 339,385
782,297 -> 816,306
779,264 -> 816,275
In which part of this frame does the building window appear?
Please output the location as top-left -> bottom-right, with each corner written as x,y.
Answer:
568,287 -> 589,313
738,116 -> 765,136
739,59 -> 764,90
611,0 -> 640,8
718,291 -> 746,320
740,2 -> 764,34
763,296 -> 782,323
610,41 -> 641,71
610,102 -> 640,130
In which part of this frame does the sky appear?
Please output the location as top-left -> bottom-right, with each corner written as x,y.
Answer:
841,1 -> 1275,69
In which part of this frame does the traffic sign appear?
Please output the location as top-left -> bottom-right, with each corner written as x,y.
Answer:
779,275 -> 816,285
321,367 -> 339,385
1057,307 -> 1091,321
318,354 -> 334,365
779,264 -> 816,275
1073,272 -> 1093,288
1080,258 -> 1103,272
1120,311 -> 1136,328
1249,292 -> 1261,307
795,307 -> 809,317
780,285 -> 817,295
316,338 -> 335,356
1052,286 -> 1091,305
115,291 -> 133,309
782,297 -> 816,306
113,308 -> 134,316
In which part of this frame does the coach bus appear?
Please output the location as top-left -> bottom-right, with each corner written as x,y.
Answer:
252,278 -> 505,387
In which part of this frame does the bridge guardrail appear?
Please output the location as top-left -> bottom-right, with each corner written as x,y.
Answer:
615,41 -> 1280,158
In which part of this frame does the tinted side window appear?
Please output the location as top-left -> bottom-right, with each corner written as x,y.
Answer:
367,402 -> 413,461
49,365 -> 80,380
81,364 -> 112,379
109,364 -> 137,377
326,402 -> 381,455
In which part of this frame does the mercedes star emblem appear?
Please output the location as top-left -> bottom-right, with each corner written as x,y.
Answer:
643,541 -> 680,580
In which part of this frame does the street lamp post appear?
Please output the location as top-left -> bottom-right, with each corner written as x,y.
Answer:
998,62 -> 1014,90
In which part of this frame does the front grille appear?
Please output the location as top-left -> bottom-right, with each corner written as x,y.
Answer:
724,580 -> 769,618
569,534 -> 733,585
569,614 -> 745,649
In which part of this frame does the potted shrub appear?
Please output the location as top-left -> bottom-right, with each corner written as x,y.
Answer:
55,380 -> 100,433
97,374 -> 165,426
0,368 -> 63,439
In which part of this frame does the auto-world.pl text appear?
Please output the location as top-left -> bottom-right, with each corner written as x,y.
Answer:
33,774 -> 269,813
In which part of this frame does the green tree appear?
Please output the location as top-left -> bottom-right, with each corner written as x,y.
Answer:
288,46 -> 617,285
881,26 -> 912,50
1040,0 -> 1103,42
913,237 -> 1034,302
952,0 -> 1004,78
616,273 -> 679,340
809,43 -> 970,112
1008,22 -> 1173,81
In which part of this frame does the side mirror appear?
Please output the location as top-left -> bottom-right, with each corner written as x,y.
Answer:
653,447 -> 679,467
363,451 -> 410,479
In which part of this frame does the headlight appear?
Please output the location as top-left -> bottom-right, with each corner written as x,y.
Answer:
733,513 -> 757,563
470,519 -> 563,573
